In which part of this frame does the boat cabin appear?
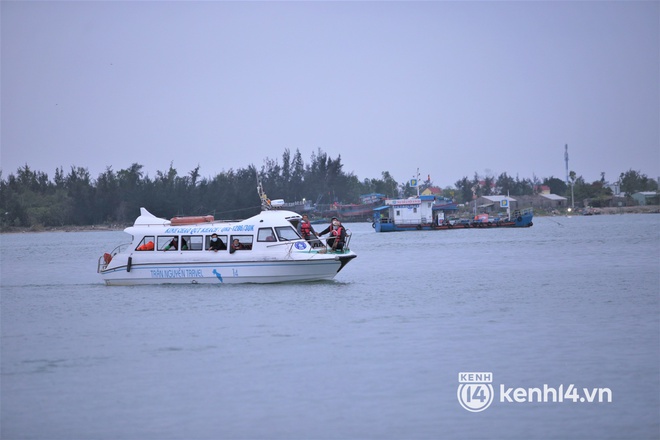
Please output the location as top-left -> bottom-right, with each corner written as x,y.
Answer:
379,195 -> 435,225
128,215 -> 304,255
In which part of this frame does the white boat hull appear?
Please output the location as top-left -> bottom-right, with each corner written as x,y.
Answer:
101,255 -> 354,285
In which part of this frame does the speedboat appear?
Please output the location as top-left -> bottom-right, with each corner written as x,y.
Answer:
97,207 -> 357,285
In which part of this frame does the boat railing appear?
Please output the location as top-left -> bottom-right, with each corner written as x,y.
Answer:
96,255 -> 106,273
112,242 -> 132,255
510,208 -> 534,220
343,230 -> 352,250
294,230 -> 353,254
388,218 -> 427,226
97,242 -> 131,273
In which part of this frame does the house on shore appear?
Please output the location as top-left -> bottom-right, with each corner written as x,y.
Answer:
473,195 -> 519,213
473,193 -> 568,212
631,191 -> 659,206
537,193 -> 568,209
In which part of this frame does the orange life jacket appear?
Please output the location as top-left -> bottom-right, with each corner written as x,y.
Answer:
300,221 -> 312,236
331,227 -> 344,239
137,241 -> 154,251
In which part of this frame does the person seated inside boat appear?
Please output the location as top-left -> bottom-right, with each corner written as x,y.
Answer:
326,219 -> 346,251
230,238 -> 244,253
208,233 -> 226,251
257,228 -> 277,242
164,237 -> 187,251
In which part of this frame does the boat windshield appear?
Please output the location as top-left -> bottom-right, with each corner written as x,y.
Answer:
275,226 -> 300,241
257,228 -> 277,242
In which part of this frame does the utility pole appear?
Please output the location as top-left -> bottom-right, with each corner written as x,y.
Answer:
565,144 -> 575,211
564,144 -> 569,187
571,177 -> 575,210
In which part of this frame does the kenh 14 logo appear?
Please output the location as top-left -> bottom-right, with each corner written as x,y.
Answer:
457,372 -> 494,412
457,371 -> 613,412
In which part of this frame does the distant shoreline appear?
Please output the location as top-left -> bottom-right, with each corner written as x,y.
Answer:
572,206 -> 660,215
1,206 -> 658,234
1,224 -> 128,234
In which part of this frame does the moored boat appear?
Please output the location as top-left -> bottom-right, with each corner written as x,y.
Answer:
373,195 -> 533,232
98,196 -> 357,285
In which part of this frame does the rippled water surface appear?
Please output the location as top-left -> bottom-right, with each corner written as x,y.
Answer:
1,215 -> 659,439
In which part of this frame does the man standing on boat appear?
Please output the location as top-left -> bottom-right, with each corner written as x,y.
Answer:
298,214 -> 323,248
297,214 -> 318,240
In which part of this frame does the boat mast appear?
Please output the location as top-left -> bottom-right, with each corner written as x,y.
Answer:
257,178 -> 271,210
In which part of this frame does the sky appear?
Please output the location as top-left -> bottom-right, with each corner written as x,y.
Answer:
2,1 -> 658,189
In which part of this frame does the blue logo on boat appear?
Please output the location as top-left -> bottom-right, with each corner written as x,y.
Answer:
212,269 -> 223,283
294,242 -> 307,250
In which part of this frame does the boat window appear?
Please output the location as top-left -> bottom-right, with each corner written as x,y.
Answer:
206,234 -> 227,250
158,235 -> 186,251
182,235 -> 203,251
274,226 -> 300,241
257,228 -> 277,242
135,236 -> 155,251
230,235 -> 253,252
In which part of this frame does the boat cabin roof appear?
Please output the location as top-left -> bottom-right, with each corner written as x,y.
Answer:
125,208 -> 302,237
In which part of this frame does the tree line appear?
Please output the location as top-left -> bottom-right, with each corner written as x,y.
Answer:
1,148 -> 657,229
452,169 -> 658,208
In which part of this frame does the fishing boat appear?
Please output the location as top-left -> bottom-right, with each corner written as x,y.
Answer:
373,195 -> 533,232
97,186 -> 357,285
313,194 -> 386,222
335,193 -> 386,221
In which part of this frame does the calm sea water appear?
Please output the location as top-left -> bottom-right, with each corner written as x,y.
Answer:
1,215 -> 658,440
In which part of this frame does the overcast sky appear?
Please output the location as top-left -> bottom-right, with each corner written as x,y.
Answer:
2,1 -> 658,189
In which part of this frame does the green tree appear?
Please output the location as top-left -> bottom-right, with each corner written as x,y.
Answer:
363,171 -> 399,198
290,149 -> 305,201
620,169 -> 658,194
482,175 -> 495,196
93,167 -> 120,223
454,176 -> 473,204
496,172 -> 515,195
543,176 -> 568,196
65,166 -> 94,225
115,163 -> 146,222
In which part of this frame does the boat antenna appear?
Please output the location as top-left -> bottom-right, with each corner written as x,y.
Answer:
257,177 -> 272,210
